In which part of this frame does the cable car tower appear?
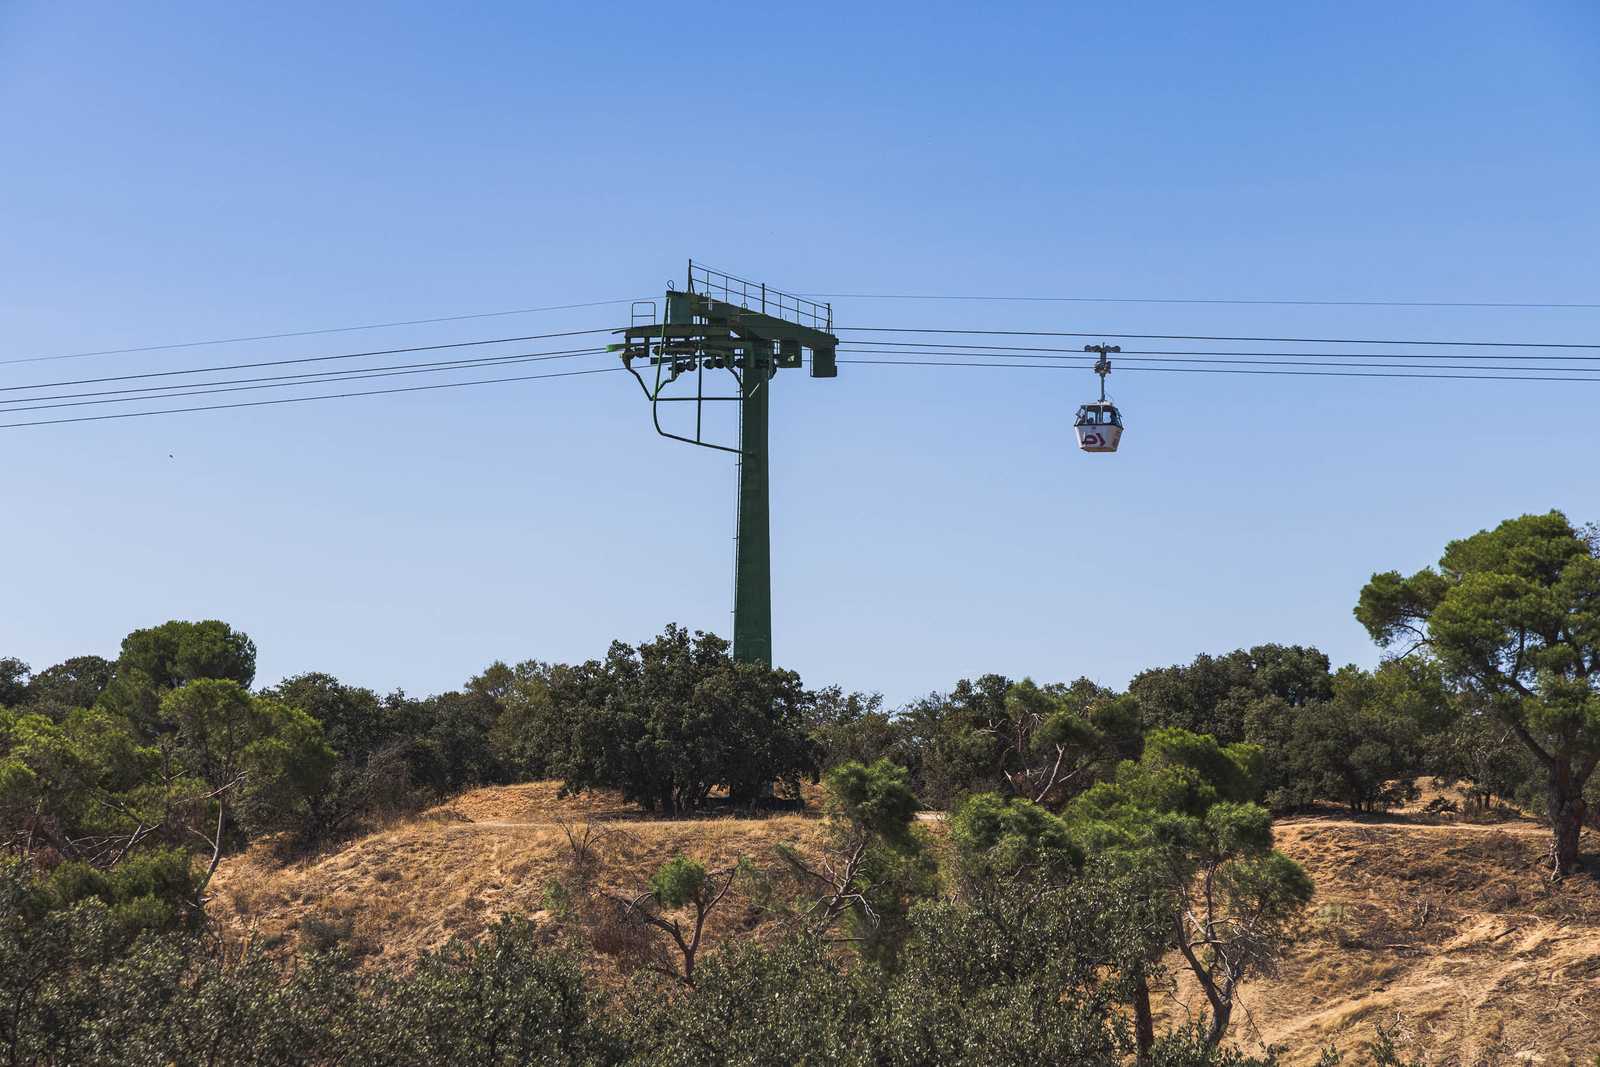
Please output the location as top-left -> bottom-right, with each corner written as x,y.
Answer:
614,261 -> 839,664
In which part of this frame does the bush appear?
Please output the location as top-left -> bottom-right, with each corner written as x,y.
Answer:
950,792 -> 1082,886
544,626 -> 818,814
375,917 -> 616,1066
41,847 -> 201,942
806,687 -> 908,772
620,938 -> 872,1067
298,912 -> 358,954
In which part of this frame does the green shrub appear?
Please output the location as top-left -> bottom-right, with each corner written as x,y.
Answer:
41,848 -> 200,941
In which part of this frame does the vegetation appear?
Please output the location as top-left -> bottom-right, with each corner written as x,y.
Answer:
538,625 -> 817,814
616,854 -> 741,985
0,509 -> 1593,1062
778,758 -> 935,963
1245,661 -> 1449,814
1357,511 -> 1600,873
1066,730 -> 1312,1057
1,859 -> 1310,1067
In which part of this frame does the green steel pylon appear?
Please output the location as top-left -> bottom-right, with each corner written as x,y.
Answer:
732,341 -> 773,663
615,262 -> 837,664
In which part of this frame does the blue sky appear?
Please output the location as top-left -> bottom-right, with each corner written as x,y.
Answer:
2,2 -> 1597,704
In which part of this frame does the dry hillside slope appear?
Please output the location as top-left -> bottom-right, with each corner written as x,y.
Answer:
1222,816 -> 1599,1065
211,784 -> 1600,1065
212,782 -> 827,967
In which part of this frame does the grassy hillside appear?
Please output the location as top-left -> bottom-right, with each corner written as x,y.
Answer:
210,784 -> 1600,1065
1194,816 -> 1599,1063
212,783 -> 830,968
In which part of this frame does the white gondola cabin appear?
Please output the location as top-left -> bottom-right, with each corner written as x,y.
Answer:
1074,401 -> 1123,453
1075,344 -> 1123,453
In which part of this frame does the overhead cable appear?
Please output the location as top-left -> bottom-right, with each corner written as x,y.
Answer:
0,366 -> 626,430
838,357 -> 1600,383
836,340 -> 1600,362
835,347 -> 1600,374
0,348 -> 613,415
2,299 -> 645,367
811,292 -> 1600,310
0,328 -> 616,394
0,345 -> 608,407
839,327 -> 1600,350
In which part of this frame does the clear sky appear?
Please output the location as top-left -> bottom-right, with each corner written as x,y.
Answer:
2,2 -> 1597,705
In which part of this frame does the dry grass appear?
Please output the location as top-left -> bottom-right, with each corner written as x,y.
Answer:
211,782 -> 1600,1064
210,782 -> 828,970
1215,806 -> 1600,1066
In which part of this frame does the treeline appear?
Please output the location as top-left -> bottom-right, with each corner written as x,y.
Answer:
2,509 -> 1597,1063
3,623 -> 1412,1063
1,621 -> 520,912
0,628 -> 1545,857
0,595 -> 1592,931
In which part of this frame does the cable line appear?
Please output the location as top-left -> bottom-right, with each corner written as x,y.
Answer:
835,347 -> 1600,374
811,292 -> 1600,310
0,346 -> 609,409
2,298 -> 645,367
0,328 -> 615,394
835,340 -> 1600,362
839,326 -> 1600,350
838,358 -> 1600,383
0,366 -> 625,430
0,348 -> 612,415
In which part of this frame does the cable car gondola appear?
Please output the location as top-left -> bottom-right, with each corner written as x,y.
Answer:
1074,400 -> 1122,452
1074,345 -> 1123,453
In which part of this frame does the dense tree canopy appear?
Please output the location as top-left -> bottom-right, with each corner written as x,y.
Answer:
896,674 -> 1138,811
780,759 -> 934,964
25,656 -> 115,717
484,660 -> 560,780
0,657 -> 30,708
898,674 -> 1012,806
97,620 -> 257,733
1128,644 -> 1334,746
537,626 -> 817,814
950,792 -> 1081,888
806,687 -> 904,771
157,679 -> 334,895
1247,660 -> 1451,813
1,703 -> 164,869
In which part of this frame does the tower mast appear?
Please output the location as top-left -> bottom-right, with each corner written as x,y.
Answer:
617,261 -> 838,663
